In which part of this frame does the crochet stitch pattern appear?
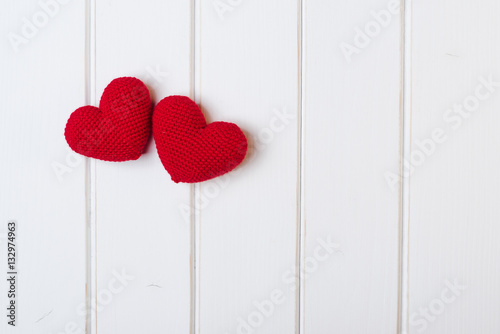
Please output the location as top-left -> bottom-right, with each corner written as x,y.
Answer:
153,96 -> 247,183
65,77 -> 151,162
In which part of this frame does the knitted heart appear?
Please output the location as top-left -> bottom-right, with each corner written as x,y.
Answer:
64,77 -> 151,162
153,96 -> 247,183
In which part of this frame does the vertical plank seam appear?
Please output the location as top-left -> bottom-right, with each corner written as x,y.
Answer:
194,183 -> 201,334
397,0 -> 405,331
190,0 -> 202,333
85,0 -> 97,332
399,0 -> 413,333
196,5 -> 202,333
297,0 -> 306,333
190,181 -> 196,334
189,0 -> 195,332
405,1 -> 413,332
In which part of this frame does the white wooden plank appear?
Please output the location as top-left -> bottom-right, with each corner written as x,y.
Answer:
94,1 -> 192,333
303,0 -> 402,333
0,1 -> 87,333
408,0 -> 500,333
196,1 -> 299,333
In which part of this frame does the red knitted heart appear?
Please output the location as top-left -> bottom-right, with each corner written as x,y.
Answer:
153,96 -> 247,183
65,77 -> 151,162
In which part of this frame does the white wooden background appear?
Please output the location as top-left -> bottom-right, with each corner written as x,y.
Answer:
1,0 -> 499,333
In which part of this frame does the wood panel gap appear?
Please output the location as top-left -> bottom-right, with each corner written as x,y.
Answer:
85,0 -> 97,332
297,0 -> 306,334
190,0 -> 202,333
399,0 -> 413,333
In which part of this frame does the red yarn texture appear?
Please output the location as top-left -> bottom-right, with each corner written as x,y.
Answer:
65,77 -> 151,162
153,96 -> 247,183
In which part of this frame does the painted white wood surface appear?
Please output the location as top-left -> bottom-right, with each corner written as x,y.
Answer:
303,0 -> 402,333
4,0 -> 500,333
0,1 -> 87,333
196,1 -> 299,333
94,0 -> 192,333
407,0 -> 500,333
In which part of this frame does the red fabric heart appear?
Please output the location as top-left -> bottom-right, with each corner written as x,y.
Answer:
153,96 -> 247,183
65,77 -> 151,162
